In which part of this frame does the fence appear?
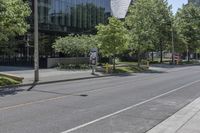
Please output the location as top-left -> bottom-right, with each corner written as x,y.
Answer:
0,56 -> 47,68
47,57 -> 90,68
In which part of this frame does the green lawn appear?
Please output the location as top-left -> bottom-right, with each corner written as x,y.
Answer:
114,66 -> 148,73
102,61 -> 149,74
0,76 -> 21,87
116,61 -> 138,66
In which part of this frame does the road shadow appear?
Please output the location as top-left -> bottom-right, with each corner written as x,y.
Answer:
113,73 -> 135,77
151,64 -> 200,69
27,83 -> 38,91
0,87 -> 24,97
142,69 -> 166,74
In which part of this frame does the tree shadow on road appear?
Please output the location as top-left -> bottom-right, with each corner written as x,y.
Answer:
142,69 -> 167,74
0,87 -> 24,97
27,83 -> 37,91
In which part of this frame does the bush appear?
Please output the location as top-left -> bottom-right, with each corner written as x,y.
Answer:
58,63 -> 90,70
149,60 -> 160,64
0,76 -> 20,87
179,60 -> 200,65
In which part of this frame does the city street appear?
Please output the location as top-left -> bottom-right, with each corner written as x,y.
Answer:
0,66 -> 200,133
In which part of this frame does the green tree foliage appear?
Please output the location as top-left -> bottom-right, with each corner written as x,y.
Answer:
152,0 -> 172,63
125,0 -> 156,65
0,0 -> 31,41
52,35 -> 98,57
126,0 -> 172,63
96,17 -> 130,70
175,3 -> 200,61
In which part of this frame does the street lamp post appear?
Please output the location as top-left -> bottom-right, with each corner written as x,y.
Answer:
34,0 -> 39,82
171,22 -> 175,65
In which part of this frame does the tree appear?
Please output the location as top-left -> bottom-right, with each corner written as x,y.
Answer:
96,17 -> 130,70
125,0 -> 156,65
52,34 -> 98,57
125,0 -> 172,64
152,0 -> 172,63
174,3 -> 200,62
0,0 -> 31,41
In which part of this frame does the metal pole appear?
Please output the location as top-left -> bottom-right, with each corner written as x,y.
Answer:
171,22 -> 175,65
34,0 -> 39,82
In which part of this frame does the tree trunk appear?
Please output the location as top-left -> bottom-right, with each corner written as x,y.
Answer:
151,51 -> 154,62
76,53 -> 78,66
137,45 -> 141,67
172,52 -> 174,65
138,53 -> 141,67
113,56 -> 116,71
160,40 -> 163,63
187,48 -> 190,62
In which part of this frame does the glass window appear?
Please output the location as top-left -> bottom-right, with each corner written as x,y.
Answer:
36,0 -> 111,33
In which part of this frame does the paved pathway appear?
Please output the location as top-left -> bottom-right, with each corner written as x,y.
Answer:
0,65 -> 199,85
147,97 -> 200,133
0,66 -> 106,84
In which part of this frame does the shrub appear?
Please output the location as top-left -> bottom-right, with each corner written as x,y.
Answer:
0,76 -> 20,87
58,63 -> 90,70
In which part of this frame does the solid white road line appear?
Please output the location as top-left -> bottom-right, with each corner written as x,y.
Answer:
61,79 -> 200,133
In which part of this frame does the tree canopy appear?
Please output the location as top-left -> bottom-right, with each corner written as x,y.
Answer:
174,3 -> 200,61
125,0 -> 156,64
96,17 -> 130,69
126,0 -> 172,63
96,17 -> 130,57
0,0 -> 31,41
53,34 -> 98,57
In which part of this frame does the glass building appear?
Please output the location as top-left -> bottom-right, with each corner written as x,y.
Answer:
29,0 -> 111,34
189,0 -> 200,5
0,0 -> 132,67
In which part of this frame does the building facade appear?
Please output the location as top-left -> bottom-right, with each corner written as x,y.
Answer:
28,0 -> 132,34
0,0 -> 133,68
29,0 -> 112,34
189,0 -> 200,5
111,0 -> 132,19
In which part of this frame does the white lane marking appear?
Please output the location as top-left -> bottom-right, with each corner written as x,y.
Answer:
61,79 -> 200,133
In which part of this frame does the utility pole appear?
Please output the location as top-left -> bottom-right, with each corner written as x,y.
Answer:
34,0 -> 39,82
171,21 -> 175,65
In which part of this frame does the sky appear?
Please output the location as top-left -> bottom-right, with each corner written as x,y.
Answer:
168,0 -> 188,14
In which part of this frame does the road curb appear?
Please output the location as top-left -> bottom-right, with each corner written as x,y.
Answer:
0,72 -> 136,90
0,74 -> 117,90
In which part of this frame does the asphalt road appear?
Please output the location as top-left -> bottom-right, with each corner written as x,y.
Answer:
0,66 -> 200,133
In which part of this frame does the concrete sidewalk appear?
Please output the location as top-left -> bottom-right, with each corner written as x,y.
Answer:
0,66 -> 109,85
1,64 -> 198,86
147,97 -> 200,133
0,65 -> 198,86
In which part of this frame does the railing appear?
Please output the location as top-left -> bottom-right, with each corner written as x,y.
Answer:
0,56 -> 47,68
